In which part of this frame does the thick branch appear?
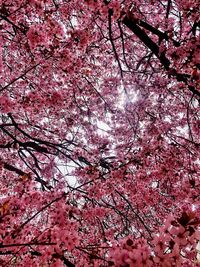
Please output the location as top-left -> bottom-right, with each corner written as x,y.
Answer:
122,15 -> 170,70
122,15 -> 200,98
139,20 -> 180,47
3,162 -> 25,176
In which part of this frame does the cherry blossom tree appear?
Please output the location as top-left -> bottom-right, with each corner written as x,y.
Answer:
0,0 -> 200,266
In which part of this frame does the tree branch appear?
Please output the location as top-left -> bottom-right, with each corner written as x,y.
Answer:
122,15 -> 200,98
122,15 -> 170,70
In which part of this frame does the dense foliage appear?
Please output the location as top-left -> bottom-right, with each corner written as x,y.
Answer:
0,0 -> 200,266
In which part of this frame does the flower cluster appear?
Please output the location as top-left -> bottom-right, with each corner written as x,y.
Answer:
109,211 -> 200,266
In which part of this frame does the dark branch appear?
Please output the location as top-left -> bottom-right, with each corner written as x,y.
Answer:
122,15 -> 171,70
139,19 -> 180,47
108,9 -> 123,76
3,162 -> 25,176
122,15 -> 200,98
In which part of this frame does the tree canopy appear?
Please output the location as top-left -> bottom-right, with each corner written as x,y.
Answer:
0,0 -> 200,266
